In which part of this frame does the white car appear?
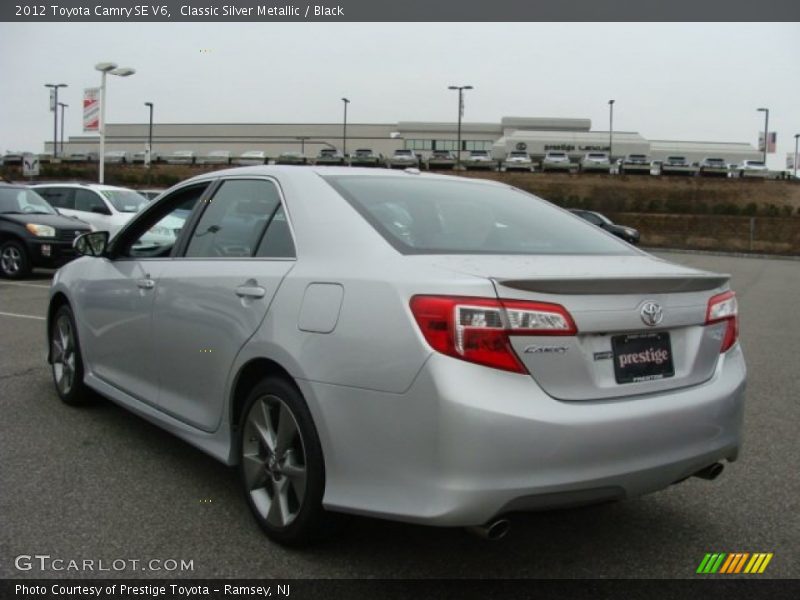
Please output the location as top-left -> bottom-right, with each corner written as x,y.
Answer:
462,150 -> 496,171
132,151 -> 161,164
197,150 -> 232,165
619,154 -> 652,175
235,151 -> 268,166
104,150 -> 130,164
541,151 -> 572,172
31,183 -> 148,238
579,152 -> 612,173
165,150 -> 196,165
387,149 -> 420,169
737,160 -> 769,178
661,156 -> 695,176
502,151 -> 533,172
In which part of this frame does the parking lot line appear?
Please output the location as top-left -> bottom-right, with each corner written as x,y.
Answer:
0,311 -> 46,321
0,281 -> 51,289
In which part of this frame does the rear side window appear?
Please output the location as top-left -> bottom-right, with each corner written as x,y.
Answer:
184,179 -> 282,258
325,176 -> 634,256
74,189 -> 107,213
37,187 -> 74,209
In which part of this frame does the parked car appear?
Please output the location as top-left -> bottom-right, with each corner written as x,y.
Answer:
541,151 -> 572,172
65,152 -> 91,163
104,150 -> 130,164
737,160 -> 769,178
387,149 -> 420,169
48,167 -> 744,546
698,157 -> 729,177
349,149 -> 383,168
314,148 -> 346,166
31,183 -> 148,238
502,151 -> 534,172
198,150 -> 232,165
165,150 -> 196,165
131,150 -> 160,164
426,150 -> 456,170
619,154 -> 652,175
0,184 -> 91,278
235,151 -> 268,166
568,209 -> 640,244
462,150 -> 496,171
579,152 -> 612,174
2,152 -> 25,166
275,151 -> 309,165
38,152 -> 54,164
661,156 -> 695,176
137,189 -> 166,201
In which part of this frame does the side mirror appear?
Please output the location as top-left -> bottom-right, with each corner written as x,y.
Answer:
74,231 -> 109,257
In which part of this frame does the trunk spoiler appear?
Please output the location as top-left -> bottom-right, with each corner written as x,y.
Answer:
496,275 -> 729,295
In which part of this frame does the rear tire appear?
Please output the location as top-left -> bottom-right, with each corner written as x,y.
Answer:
50,304 -> 92,405
238,377 -> 331,546
0,240 -> 31,279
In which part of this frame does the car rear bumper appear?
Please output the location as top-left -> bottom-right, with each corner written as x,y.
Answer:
308,343 -> 745,527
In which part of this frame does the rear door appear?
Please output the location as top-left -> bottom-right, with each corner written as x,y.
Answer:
151,177 -> 296,431
72,188 -> 113,231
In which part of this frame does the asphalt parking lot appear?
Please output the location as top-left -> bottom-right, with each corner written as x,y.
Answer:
0,251 -> 798,579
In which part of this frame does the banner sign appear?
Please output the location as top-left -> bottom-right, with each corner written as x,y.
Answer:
83,87 -> 100,132
758,131 -> 777,154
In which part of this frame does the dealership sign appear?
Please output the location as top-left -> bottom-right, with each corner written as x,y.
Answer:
544,144 -> 611,152
83,88 -> 100,132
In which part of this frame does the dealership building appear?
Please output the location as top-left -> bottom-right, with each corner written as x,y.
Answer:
47,116 -> 761,164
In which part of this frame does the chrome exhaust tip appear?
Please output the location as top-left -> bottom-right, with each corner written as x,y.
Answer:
466,518 -> 511,541
693,462 -> 724,480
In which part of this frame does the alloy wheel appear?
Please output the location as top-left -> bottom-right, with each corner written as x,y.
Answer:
51,314 -> 76,395
1,246 -> 21,275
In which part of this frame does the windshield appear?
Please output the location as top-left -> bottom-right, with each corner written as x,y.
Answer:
325,176 -> 634,256
0,187 -> 57,215
510,152 -> 528,157
100,190 -> 147,213
356,149 -> 372,156
395,150 -> 413,156
547,152 -> 566,158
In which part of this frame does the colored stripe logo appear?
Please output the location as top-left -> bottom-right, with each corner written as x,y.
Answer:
696,553 -> 773,574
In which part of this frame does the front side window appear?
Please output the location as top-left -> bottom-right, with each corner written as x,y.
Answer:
74,189 -> 109,214
325,176 -> 634,256
184,179 -> 282,258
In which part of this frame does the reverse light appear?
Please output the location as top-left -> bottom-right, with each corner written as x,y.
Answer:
410,295 -> 577,373
706,291 -> 738,353
26,223 -> 56,237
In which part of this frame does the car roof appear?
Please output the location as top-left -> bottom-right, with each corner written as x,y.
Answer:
31,182 -> 130,191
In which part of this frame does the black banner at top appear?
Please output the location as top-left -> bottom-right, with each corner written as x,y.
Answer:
3,0 -> 800,21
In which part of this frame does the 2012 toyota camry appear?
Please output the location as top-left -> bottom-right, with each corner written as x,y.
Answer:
47,167 -> 746,545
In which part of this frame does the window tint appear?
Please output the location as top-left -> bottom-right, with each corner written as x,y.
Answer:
325,176 -> 634,256
185,179 -> 281,258
74,189 -> 107,213
37,187 -> 74,209
122,183 -> 208,258
255,206 -> 295,258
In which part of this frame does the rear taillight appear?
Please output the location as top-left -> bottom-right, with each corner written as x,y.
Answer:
706,291 -> 738,353
409,295 -> 577,373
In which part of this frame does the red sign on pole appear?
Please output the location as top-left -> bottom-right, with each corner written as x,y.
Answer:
83,87 -> 100,132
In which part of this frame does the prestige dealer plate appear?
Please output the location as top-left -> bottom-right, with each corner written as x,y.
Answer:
611,332 -> 675,384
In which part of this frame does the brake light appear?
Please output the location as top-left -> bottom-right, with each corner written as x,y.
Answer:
409,295 -> 577,373
706,291 -> 738,353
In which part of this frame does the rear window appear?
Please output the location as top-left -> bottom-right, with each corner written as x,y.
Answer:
324,176 -> 634,256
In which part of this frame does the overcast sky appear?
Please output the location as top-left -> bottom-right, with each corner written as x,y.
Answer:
1,22 -> 798,167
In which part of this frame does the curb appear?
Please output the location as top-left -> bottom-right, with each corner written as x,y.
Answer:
645,247 -> 800,262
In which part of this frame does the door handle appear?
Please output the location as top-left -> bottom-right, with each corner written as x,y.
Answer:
136,278 -> 155,290
235,284 -> 266,299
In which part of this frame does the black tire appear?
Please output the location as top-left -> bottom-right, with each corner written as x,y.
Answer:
0,239 -> 32,279
238,377 -> 330,546
50,304 -> 92,405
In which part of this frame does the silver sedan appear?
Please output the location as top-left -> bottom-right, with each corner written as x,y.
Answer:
47,167 -> 746,545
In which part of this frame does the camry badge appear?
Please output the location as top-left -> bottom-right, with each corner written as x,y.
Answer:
640,301 -> 664,327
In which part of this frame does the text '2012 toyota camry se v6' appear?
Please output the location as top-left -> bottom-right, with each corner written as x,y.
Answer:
47,167 -> 745,545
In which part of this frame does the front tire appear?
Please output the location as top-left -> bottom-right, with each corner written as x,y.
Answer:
0,240 -> 31,279
50,305 -> 92,405
238,377 -> 329,546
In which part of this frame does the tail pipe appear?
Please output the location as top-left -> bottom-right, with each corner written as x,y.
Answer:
465,518 -> 511,541
693,462 -> 724,481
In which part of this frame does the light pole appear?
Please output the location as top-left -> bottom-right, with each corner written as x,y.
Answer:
794,133 -> 799,180
44,83 -> 67,158
448,85 -> 473,170
757,107 -> 769,165
96,62 -> 136,184
296,136 -> 310,154
144,102 -> 154,167
608,99 -> 615,162
341,98 -> 350,158
58,102 -> 68,157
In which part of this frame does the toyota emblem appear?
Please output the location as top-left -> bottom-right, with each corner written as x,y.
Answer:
640,301 -> 664,327
515,142 -> 528,151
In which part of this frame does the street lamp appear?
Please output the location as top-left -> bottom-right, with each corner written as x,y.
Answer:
608,99 -> 615,163
144,102 -> 154,167
296,136 -> 311,154
757,107 -> 769,165
341,98 -> 350,158
58,102 -> 68,157
448,85 -> 473,170
44,83 -> 67,158
96,62 -> 136,184
794,133 -> 799,180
